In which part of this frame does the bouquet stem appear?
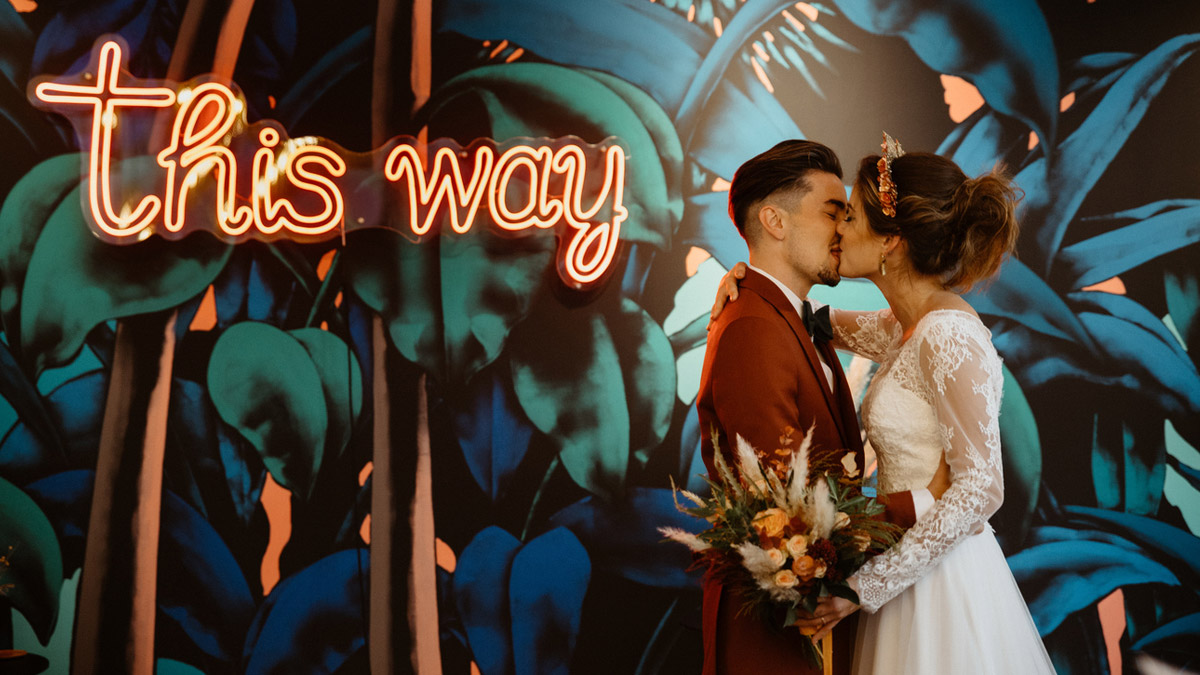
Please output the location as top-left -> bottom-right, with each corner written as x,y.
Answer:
822,635 -> 832,675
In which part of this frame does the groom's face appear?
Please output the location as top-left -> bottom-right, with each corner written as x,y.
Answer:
780,170 -> 846,289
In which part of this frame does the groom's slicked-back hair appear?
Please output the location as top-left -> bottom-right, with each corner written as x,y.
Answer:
728,140 -> 842,243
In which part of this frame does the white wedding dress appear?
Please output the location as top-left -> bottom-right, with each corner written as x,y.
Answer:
832,308 -> 1056,675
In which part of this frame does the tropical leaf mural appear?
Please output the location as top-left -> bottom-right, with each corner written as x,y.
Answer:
0,0 -> 1195,673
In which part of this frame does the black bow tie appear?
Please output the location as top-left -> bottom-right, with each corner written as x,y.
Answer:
802,301 -> 833,343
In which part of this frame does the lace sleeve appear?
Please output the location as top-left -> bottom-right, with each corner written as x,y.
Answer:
829,308 -> 898,362
852,316 -> 1005,612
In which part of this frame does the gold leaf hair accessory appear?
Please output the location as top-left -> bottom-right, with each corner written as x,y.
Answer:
876,131 -> 905,217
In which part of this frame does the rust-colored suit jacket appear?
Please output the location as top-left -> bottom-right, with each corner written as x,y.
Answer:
695,269 -> 916,675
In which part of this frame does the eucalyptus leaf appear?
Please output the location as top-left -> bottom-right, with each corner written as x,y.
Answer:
509,295 -> 629,498
18,160 -> 231,374
608,299 -> 675,463
207,322 -> 327,499
0,475 -> 63,644
0,153 -> 81,360
289,328 -> 363,459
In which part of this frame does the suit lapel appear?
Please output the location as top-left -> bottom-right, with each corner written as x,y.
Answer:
740,271 -> 847,441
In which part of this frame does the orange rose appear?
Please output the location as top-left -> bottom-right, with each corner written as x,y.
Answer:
792,555 -> 817,581
753,508 -> 789,539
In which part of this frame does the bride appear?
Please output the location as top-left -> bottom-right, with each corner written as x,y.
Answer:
714,136 -> 1056,674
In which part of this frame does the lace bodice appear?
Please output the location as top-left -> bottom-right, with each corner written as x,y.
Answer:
831,308 -> 1005,613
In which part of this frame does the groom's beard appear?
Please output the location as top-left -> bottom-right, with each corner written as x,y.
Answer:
817,264 -> 840,287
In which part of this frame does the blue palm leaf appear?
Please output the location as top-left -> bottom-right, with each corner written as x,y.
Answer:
829,0 -> 1058,146
1009,530 -> 1179,636
1023,32 -> 1200,275
436,0 -> 708,116
1057,201 -> 1200,289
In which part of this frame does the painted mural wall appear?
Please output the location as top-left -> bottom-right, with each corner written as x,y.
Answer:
0,0 -> 1197,673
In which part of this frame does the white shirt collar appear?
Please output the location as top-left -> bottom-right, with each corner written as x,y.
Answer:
747,263 -> 807,317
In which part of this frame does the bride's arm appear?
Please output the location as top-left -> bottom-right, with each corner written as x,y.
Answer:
851,326 -> 1005,613
826,306 -> 898,361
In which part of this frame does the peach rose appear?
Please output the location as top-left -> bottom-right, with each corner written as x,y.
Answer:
833,511 -> 851,531
766,547 -> 787,569
753,508 -> 789,539
791,555 -> 817,581
785,534 -> 809,559
773,569 -> 799,589
813,559 -> 828,579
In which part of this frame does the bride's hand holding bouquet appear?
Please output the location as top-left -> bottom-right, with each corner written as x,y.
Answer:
661,426 -> 904,668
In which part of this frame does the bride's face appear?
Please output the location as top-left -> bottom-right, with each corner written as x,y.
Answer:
835,187 -> 889,279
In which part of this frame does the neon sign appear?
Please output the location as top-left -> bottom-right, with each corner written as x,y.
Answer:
29,38 -> 628,289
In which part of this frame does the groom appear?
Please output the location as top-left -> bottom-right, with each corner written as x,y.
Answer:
696,140 -> 920,675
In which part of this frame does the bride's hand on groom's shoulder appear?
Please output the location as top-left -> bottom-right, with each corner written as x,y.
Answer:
707,261 -> 748,330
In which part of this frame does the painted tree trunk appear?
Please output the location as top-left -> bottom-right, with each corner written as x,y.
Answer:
71,311 -> 177,674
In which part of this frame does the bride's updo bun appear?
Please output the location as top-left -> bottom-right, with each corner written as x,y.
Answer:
855,153 -> 1021,291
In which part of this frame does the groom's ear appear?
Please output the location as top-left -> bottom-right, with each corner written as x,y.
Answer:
757,204 -> 787,241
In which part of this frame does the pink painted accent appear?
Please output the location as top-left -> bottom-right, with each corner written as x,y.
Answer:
939,75 -> 985,123
189,285 -> 218,331
1060,91 -> 1076,112
687,4 -> 695,22
1098,589 -> 1126,675
713,17 -> 723,36
260,473 -> 292,596
711,177 -> 731,192
435,538 -> 457,572
751,58 -> 774,94
783,10 -> 807,33
685,247 -> 711,277
796,2 -> 819,22
753,43 -> 770,62
411,373 -> 443,670
131,312 -> 177,675
317,249 -> 336,281
505,48 -> 525,63
360,514 -> 371,545
8,0 -> 35,11
1083,276 -> 1127,294
359,460 -> 374,486
1028,131 -> 1039,150
471,662 -> 482,675
212,0 -> 257,79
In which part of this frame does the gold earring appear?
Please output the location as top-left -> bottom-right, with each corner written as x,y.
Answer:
880,252 -> 887,276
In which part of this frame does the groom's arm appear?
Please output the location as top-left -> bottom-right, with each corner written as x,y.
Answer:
708,316 -> 806,466
877,458 -> 951,527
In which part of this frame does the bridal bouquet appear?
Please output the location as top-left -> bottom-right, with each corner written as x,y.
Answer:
661,426 -> 904,667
